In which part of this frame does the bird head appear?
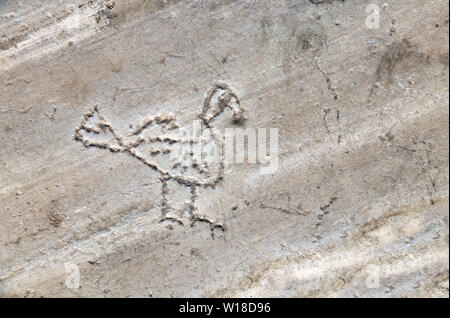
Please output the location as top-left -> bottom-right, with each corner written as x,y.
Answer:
200,82 -> 246,127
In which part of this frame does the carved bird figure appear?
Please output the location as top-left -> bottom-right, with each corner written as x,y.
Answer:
74,82 -> 245,234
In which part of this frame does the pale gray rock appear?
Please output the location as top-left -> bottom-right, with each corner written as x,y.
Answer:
0,0 -> 448,297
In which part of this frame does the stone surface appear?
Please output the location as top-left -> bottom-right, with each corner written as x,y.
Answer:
0,0 -> 448,297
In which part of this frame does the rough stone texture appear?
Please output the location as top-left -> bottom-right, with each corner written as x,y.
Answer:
0,0 -> 448,297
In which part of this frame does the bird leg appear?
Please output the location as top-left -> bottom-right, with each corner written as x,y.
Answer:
159,174 -> 183,226
159,177 -> 225,236
188,186 -> 225,237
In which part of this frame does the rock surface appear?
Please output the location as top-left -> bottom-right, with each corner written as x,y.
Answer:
0,0 -> 448,297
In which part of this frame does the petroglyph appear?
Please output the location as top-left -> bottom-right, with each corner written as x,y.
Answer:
314,57 -> 343,144
1,0 -> 447,298
74,82 -> 245,234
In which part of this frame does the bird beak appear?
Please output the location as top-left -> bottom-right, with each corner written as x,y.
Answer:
229,96 -> 246,124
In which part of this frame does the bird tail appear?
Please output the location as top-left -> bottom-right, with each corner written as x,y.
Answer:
74,105 -> 125,152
